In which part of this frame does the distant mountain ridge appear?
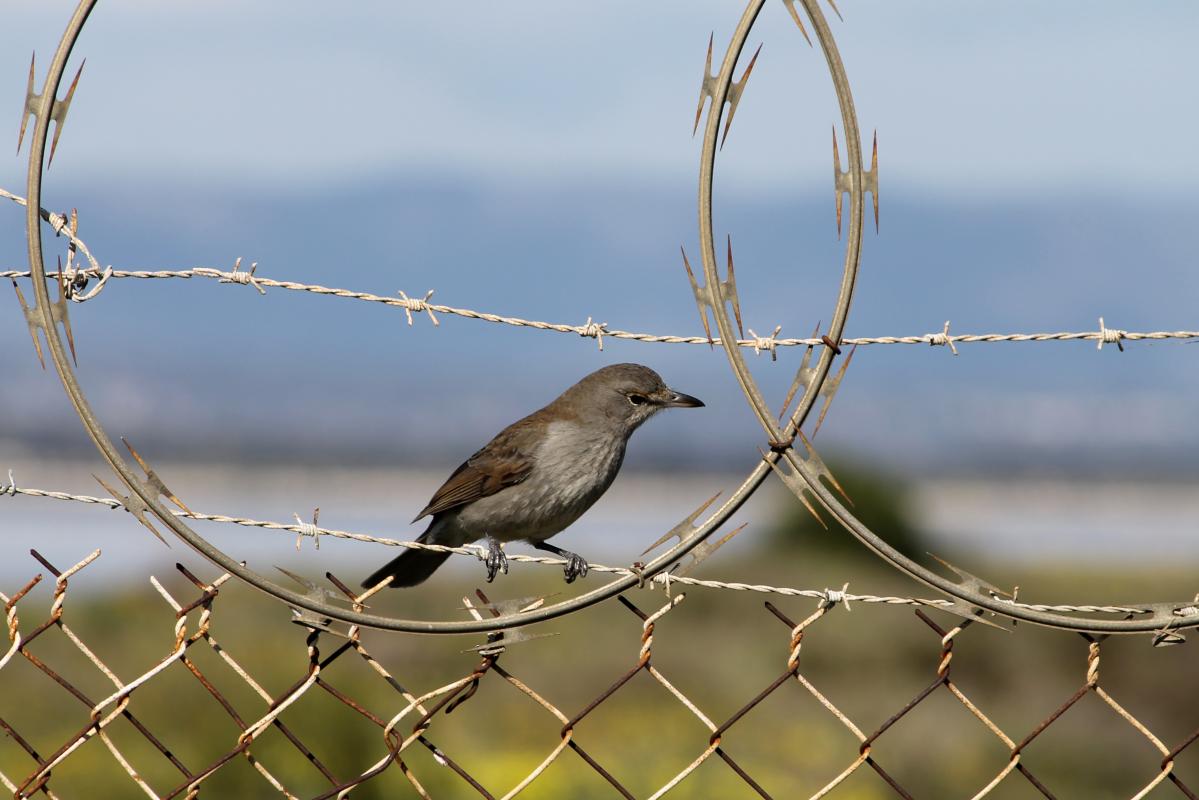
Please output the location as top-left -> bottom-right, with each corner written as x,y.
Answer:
3,172 -> 1195,473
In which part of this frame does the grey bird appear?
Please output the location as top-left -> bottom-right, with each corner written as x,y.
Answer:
362,363 -> 703,589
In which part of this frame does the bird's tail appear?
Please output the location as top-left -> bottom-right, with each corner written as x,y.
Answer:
361,527 -> 453,589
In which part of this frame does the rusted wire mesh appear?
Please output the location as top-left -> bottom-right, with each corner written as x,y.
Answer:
3,547 -> 1197,800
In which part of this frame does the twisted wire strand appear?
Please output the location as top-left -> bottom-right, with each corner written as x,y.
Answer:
6,188 -> 1197,351
5,265 -> 1197,351
3,483 -> 1151,616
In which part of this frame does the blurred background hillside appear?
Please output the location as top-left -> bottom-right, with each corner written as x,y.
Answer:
2,0 -> 1197,580
2,2 -> 1198,797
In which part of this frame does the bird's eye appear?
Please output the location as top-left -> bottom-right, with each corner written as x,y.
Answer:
627,394 -> 648,406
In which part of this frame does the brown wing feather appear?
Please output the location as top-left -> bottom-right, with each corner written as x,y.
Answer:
413,442 -> 533,521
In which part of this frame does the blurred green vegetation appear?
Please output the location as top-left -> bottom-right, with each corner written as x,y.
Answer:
3,467 -> 1198,799
767,459 -> 928,562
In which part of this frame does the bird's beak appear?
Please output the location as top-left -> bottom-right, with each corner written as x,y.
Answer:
665,389 -> 704,408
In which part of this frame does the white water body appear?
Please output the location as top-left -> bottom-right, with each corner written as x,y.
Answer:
2,459 -> 1195,590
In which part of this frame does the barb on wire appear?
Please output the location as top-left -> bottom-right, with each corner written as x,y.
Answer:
5,260 -> 1195,355
203,257 -> 264,295
17,53 -> 84,167
5,183 -> 1197,353
929,320 -> 958,355
6,480 -> 1172,619
396,288 -> 438,326
1097,316 -> 1125,352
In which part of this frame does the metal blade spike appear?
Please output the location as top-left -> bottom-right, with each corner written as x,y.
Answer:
832,126 -> 843,237
471,589 -> 551,617
693,33 -> 715,135
720,43 -> 762,150
778,378 -> 802,423
926,598 -> 1014,631
467,630 -> 559,654
680,246 -> 714,346
674,523 -> 749,576
737,44 -> 762,85
1152,630 -> 1186,647
122,437 -> 193,514
723,234 -> 744,338
928,553 -> 1010,600
54,61 -> 84,123
275,566 -> 350,607
781,0 -> 813,46
778,322 -> 823,421
463,596 -> 550,617
289,608 -> 339,633
871,130 -> 879,233
17,54 -> 37,155
93,474 -> 169,547
52,269 -> 76,366
799,489 -> 827,529
777,382 -> 798,423
796,432 -> 851,506
122,436 -> 154,473
812,344 -> 856,438
12,280 -> 45,369
641,491 -> 721,556
704,32 -> 713,83
47,60 -> 84,167
760,449 -> 827,529
719,110 -> 734,151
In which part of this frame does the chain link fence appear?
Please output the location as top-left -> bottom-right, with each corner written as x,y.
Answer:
2,547 -> 1198,799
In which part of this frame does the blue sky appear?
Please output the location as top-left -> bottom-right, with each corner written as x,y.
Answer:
4,1 -> 1198,190
3,2 -> 1198,473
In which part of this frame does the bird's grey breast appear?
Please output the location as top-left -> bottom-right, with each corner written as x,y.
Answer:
454,419 -> 626,542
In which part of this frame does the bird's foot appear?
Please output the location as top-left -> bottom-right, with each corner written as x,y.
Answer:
562,550 -> 589,584
482,537 -> 508,583
532,541 -> 589,583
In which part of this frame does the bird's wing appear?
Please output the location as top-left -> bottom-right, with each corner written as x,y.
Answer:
413,442 -> 534,521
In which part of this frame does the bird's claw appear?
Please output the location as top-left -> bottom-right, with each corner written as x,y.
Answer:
483,537 -> 508,583
562,551 -> 589,584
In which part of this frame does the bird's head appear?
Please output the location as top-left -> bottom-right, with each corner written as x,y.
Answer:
565,363 -> 704,433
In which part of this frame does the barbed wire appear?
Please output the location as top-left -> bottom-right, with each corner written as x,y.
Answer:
6,263 -> 1198,353
2,479 -> 1160,617
6,190 -> 1199,355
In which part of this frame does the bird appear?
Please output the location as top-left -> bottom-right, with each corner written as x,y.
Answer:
362,363 -> 704,589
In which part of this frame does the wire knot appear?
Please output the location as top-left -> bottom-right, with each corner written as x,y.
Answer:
748,325 -> 782,361
1,469 -> 15,496
822,582 -> 852,610
397,289 -> 439,326
47,208 -> 113,303
220,257 -> 265,295
927,320 -> 958,355
293,509 -> 321,551
577,317 -> 607,350
630,561 -> 647,589
1097,316 -> 1125,351
65,265 -> 112,303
